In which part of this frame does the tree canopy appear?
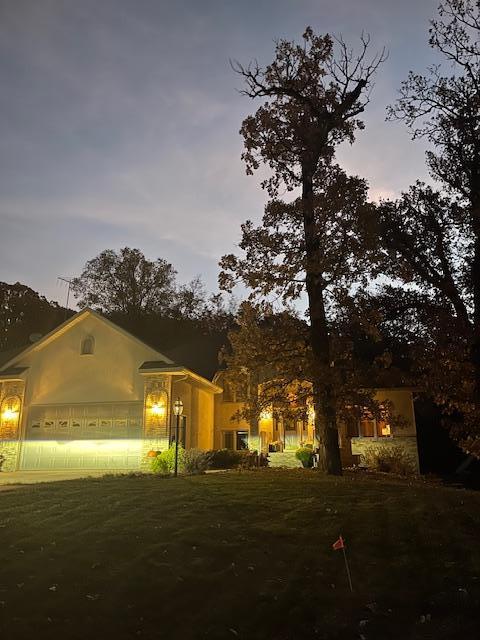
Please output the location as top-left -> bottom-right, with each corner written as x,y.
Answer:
0,282 -> 70,352
223,27 -> 385,474
370,0 -> 480,456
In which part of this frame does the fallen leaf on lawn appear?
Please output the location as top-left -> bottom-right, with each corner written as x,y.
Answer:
16,583 -> 24,589
86,594 -> 100,601
229,629 -> 239,637
48,585 -> 57,592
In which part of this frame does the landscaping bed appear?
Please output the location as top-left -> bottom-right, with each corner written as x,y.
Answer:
0,469 -> 479,639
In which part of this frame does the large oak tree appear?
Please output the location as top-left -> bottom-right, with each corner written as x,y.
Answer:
221,26 -> 385,474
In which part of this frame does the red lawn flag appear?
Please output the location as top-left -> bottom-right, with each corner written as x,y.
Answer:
332,535 -> 353,592
332,535 -> 345,551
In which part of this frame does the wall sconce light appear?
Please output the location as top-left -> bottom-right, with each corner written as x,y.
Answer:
2,408 -> 19,421
150,403 -> 166,417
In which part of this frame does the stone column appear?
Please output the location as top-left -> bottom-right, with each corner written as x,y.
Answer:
141,375 -> 171,471
0,380 -> 25,472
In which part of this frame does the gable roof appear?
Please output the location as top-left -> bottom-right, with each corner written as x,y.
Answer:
0,308 -> 173,372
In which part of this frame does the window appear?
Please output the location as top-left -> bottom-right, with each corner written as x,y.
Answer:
357,408 -> 391,438
236,431 -> 249,450
223,431 -> 234,449
222,430 -> 249,450
81,336 -> 95,355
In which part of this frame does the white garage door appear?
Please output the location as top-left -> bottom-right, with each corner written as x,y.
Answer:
21,402 -> 143,471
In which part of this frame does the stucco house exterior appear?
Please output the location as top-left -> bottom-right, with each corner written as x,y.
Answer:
0,308 -> 420,473
212,371 -> 420,472
0,308 -> 221,472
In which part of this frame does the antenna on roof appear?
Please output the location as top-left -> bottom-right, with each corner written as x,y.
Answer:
57,276 -> 74,320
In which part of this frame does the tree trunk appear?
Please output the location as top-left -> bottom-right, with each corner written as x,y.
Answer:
302,163 -> 342,475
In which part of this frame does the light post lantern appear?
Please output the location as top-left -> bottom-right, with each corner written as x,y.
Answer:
173,397 -> 184,477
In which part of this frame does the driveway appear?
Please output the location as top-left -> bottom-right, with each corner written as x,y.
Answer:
0,470 -> 112,488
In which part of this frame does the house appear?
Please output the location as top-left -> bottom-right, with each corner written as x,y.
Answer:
0,308 -> 221,472
0,308 -> 420,473
212,373 -> 420,472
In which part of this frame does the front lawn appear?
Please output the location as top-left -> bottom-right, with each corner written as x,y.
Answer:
0,470 -> 479,639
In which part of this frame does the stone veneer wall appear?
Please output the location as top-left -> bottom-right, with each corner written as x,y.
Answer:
350,436 -> 420,474
0,380 -> 25,472
141,375 -> 171,472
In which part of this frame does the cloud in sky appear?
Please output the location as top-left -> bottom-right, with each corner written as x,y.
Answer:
0,0 -> 439,305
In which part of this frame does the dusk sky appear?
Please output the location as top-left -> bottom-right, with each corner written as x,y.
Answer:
0,0 -> 440,307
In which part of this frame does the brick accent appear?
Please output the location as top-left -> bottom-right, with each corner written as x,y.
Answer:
141,375 -> 171,471
0,380 -> 25,472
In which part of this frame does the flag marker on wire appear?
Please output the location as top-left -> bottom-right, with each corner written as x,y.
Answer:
332,534 -> 353,592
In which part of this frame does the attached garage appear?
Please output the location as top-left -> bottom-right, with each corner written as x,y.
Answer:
21,402 -> 143,471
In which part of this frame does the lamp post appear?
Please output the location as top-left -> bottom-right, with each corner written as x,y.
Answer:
173,397 -> 184,477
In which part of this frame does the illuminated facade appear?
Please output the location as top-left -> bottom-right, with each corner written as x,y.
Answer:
212,372 -> 420,472
0,309 -> 220,472
0,308 -> 420,474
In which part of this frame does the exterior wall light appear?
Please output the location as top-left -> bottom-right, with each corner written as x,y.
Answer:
151,403 -> 166,417
2,408 -> 19,421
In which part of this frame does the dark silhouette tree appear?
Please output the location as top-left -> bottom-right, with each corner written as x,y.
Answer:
376,0 -> 480,455
0,282 -> 70,351
72,248 -> 177,318
221,27 -> 385,474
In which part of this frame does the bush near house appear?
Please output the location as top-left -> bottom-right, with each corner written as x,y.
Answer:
362,444 -> 416,476
151,444 -> 186,475
183,448 -> 213,475
295,446 -> 314,468
208,448 -> 242,469
207,448 -> 266,469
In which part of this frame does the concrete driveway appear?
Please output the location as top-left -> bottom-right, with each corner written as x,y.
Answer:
0,470 -> 115,488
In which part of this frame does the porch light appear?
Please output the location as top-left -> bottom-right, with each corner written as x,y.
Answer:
151,403 -> 166,417
2,408 -> 19,421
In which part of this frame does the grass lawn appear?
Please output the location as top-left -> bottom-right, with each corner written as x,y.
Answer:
0,470 -> 479,639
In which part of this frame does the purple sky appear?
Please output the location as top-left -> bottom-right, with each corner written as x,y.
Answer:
0,0 -> 440,307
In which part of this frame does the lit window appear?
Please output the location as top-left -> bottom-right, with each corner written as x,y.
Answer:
81,336 -> 95,355
222,430 -> 249,450
236,431 -> 249,450
357,408 -> 391,438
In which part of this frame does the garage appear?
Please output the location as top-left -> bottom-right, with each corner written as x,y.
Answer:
21,402 -> 143,471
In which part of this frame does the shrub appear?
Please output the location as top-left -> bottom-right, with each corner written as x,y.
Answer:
237,449 -> 261,468
208,448 -> 242,469
295,447 -> 314,468
184,448 -> 213,475
151,444 -> 185,475
362,445 -> 415,476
